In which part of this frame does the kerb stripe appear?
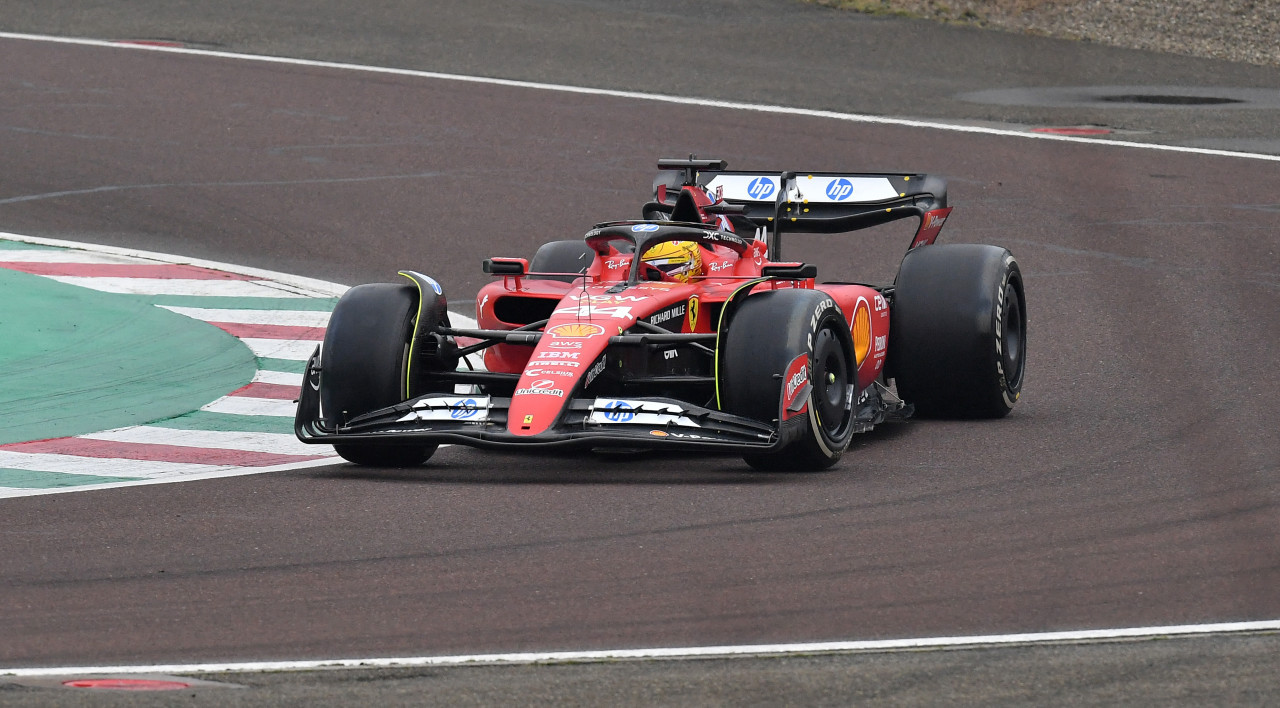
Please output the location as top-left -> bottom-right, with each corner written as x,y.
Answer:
209,322 -> 325,340
2,438 -> 323,467
229,382 -> 301,400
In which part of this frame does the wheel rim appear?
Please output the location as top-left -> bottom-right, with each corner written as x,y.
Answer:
1001,281 -> 1025,388
810,327 -> 850,437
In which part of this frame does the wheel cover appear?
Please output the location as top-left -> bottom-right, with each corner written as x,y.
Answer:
1001,281 -> 1025,389
811,327 -> 850,437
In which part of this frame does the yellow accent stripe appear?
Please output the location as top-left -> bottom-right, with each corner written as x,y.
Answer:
398,271 -> 426,400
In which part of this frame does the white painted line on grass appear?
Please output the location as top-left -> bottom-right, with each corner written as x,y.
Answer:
1,31 -> 1278,163
3,619 -> 1277,677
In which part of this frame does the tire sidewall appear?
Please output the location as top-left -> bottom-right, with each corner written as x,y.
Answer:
992,254 -> 1025,410
890,244 -> 1026,418
318,282 -> 438,466
799,300 -> 858,458
319,283 -> 417,425
721,289 -> 857,468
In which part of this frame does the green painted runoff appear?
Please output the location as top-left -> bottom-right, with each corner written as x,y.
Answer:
0,469 -> 142,489
0,267 -> 257,444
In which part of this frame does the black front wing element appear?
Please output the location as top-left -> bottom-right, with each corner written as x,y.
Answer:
295,373 -> 781,453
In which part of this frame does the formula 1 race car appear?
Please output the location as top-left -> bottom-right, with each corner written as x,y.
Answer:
295,158 -> 1026,471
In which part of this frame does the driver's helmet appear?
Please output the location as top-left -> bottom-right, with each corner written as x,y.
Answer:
641,240 -> 702,283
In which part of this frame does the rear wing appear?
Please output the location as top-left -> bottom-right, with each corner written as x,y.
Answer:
652,158 -> 951,259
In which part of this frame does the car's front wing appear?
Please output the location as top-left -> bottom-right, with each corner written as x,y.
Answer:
295,384 -> 781,452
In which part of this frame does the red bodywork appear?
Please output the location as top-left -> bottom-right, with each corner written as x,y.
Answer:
295,162 -> 955,456
472,184 -> 894,438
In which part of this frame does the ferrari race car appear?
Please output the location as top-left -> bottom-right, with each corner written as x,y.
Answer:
295,158 -> 1026,471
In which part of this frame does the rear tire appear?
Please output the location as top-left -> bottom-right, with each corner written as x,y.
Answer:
720,290 -> 857,471
320,283 -> 437,466
889,244 -> 1026,418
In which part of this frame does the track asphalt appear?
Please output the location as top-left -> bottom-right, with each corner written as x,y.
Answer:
1,2 -> 1278,703
2,0 -> 1279,153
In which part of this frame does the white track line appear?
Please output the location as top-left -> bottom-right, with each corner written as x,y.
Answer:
2,619 -> 1277,677
158,306 -> 331,327
0,451 -> 220,479
200,396 -> 297,417
2,31 -> 1278,164
237,337 -> 321,359
253,370 -> 304,386
0,31 -> 1272,672
0,250 -> 155,264
0,457 -> 341,500
0,231 -> 349,297
40,276 -> 309,298
81,427 -> 318,456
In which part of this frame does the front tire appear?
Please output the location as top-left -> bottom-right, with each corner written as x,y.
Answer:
720,290 -> 857,471
889,244 -> 1026,418
320,283 -> 437,466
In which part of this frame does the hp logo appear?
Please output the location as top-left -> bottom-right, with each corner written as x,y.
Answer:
602,401 -> 635,423
826,178 -> 854,201
631,223 -> 660,232
747,177 -> 776,200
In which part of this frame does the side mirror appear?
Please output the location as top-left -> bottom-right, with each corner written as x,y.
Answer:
760,263 -> 817,280
482,258 -> 528,276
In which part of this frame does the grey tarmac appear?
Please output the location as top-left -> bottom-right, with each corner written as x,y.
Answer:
1,1 -> 1278,704
2,0 -> 1279,152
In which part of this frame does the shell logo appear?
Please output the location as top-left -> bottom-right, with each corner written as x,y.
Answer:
548,323 -> 605,338
852,299 -> 872,366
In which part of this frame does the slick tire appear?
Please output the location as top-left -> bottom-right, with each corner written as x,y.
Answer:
529,240 -> 595,282
889,244 -> 1026,418
320,283 -> 437,467
720,289 -> 857,471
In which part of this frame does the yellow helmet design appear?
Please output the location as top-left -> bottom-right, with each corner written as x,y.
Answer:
641,241 -> 702,283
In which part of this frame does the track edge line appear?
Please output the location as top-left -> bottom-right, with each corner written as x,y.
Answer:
4,619 -> 1278,676
1,31 -> 1278,163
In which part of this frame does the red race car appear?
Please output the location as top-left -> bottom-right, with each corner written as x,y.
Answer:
296,158 -> 1026,471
